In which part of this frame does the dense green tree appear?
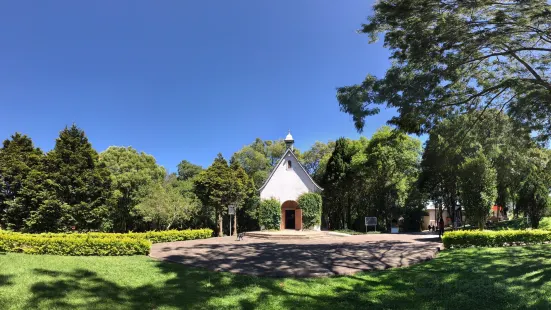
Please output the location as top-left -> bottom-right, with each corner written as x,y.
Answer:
194,154 -> 235,236
516,149 -> 551,228
0,133 -> 44,230
337,0 -> 551,141
362,127 -> 422,230
459,152 -> 498,229
302,141 -> 335,183
45,125 -> 112,231
228,159 -> 255,235
321,138 -> 355,230
232,137 -> 308,188
420,110 -> 532,225
99,147 -> 166,232
176,160 -> 202,181
231,145 -> 270,188
137,178 -> 200,230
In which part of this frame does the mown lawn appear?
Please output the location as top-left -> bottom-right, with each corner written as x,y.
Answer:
1,245 -> 551,309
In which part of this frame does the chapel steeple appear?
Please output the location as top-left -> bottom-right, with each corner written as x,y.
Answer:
284,130 -> 294,150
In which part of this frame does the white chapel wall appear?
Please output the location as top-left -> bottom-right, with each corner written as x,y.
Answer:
260,152 -> 317,203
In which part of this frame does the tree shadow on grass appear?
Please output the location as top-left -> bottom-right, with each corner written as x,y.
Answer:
0,275 -> 14,309
24,245 -> 551,309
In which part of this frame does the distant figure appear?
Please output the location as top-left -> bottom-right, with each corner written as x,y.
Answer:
428,223 -> 432,231
438,217 -> 445,238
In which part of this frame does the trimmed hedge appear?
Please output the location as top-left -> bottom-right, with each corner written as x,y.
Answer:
258,199 -> 281,230
297,192 -> 322,229
0,232 -> 150,256
0,229 -> 213,256
138,229 -> 213,243
442,230 -> 551,249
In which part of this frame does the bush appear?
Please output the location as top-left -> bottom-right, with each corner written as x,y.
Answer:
0,232 -> 150,256
442,230 -> 551,249
538,217 -> 551,230
0,229 -> 213,256
258,199 -> 281,230
138,229 -> 213,243
297,193 -> 322,229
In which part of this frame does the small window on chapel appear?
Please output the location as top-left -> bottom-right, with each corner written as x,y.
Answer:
287,160 -> 292,169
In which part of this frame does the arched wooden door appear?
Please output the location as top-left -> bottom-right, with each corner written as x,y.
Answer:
281,200 -> 302,230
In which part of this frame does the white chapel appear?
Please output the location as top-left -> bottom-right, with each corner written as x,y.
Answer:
259,131 -> 323,230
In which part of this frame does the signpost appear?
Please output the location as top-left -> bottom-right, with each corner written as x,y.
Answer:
228,205 -> 236,237
365,217 -> 377,233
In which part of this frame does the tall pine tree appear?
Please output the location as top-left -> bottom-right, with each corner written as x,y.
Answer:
0,133 -> 44,230
44,125 -> 112,231
194,153 -> 234,236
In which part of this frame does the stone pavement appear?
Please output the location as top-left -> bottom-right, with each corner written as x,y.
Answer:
149,233 -> 442,277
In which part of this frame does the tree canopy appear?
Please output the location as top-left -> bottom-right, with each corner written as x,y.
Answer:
99,146 -> 166,232
337,0 -> 551,141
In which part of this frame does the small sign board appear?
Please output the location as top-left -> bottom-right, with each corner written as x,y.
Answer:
365,217 -> 377,233
228,205 -> 236,215
365,217 -> 377,226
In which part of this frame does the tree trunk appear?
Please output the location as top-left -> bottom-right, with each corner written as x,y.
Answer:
233,211 -> 237,236
216,209 -> 223,237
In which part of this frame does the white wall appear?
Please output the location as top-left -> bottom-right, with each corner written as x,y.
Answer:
260,151 -> 318,203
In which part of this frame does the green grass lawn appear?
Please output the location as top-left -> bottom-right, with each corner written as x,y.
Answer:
1,245 -> 551,309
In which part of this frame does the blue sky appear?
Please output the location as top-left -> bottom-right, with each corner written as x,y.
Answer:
0,1 -> 396,171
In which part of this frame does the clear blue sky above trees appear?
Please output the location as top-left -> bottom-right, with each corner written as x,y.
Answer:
0,1 -> 394,171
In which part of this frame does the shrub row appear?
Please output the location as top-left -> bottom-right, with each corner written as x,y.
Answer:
0,233 -> 150,256
442,230 -> 551,248
0,229 -> 213,243
0,229 -> 213,256
138,229 -> 213,243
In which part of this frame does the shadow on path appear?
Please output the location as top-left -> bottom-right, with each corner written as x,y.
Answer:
151,238 -> 440,277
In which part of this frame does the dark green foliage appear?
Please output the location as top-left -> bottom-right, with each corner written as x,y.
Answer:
517,149 -> 551,228
0,133 -> 44,230
176,160 -> 202,181
321,137 -> 355,230
297,193 -> 322,229
442,230 -> 551,249
338,0 -> 551,141
258,199 -> 280,230
321,129 -> 420,232
44,125 -> 112,231
458,152 -> 497,229
194,154 -> 237,236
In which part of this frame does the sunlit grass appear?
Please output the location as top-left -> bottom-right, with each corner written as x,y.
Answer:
1,245 -> 551,309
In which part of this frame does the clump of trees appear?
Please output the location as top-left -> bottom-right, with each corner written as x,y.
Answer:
321,127 -> 422,231
0,125 -> 203,233
0,126 -> 337,235
333,0 -> 551,230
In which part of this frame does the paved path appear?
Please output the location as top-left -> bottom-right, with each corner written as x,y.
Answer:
150,233 -> 442,277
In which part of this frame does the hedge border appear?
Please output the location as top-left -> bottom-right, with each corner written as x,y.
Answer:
442,229 -> 551,249
0,228 -> 213,256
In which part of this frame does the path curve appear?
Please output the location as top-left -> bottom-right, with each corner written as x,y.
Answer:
150,233 -> 442,277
